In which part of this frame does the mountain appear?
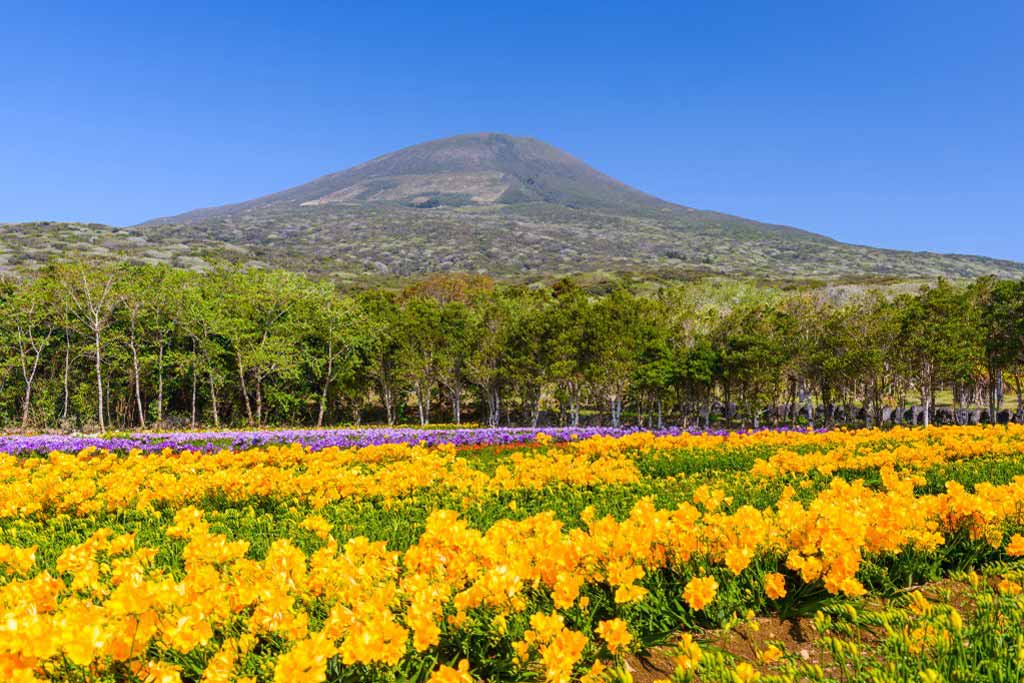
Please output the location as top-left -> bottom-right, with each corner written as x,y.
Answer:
149,133 -> 683,218
4,133 -> 1023,283
143,132 -> 824,242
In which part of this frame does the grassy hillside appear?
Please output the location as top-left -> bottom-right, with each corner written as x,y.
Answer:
4,212 -> 1022,286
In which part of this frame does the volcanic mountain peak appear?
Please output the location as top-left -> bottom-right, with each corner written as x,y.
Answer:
145,133 -> 683,224
128,133 -> 1024,282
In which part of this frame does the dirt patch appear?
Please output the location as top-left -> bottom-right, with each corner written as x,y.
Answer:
624,646 -> 676,683
625,615 -> 828,683
713,615 -> 824,666
625,577 -> 984,682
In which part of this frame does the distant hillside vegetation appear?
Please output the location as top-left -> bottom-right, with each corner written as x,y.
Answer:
4,133 -> 1023,282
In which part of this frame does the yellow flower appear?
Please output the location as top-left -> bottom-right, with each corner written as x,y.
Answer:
682,576 -> 718,611
614,583 -> 649,604
596,618 -> 632,654
733,662 -> 761,682
0,544 -> 36,575
758,644 -> 782,663
428,659 -> 473,683
299,515 -> 333,540
1007,533 -> 1024,556
273,634 -> 336,683
140,662 -> 183,683
673,633 -> 702,672
580,661 -> 607,683
948,609 -> 963,633
763,572 -> 787,600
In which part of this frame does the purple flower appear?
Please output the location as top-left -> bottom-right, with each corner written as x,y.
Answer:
0,425 -> 822,456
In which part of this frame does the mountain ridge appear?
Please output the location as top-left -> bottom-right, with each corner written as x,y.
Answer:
1,133 -> 1021,282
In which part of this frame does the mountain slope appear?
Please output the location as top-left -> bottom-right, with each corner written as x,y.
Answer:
149,133 -> 681,218
142,133 -> 826,242
4,134 -> 1022,283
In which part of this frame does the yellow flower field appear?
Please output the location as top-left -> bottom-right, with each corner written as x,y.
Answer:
2,425 -> 1024,681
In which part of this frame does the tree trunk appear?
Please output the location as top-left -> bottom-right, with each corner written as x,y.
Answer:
414,380 -> 430,426
487,386 -> 501,427
382,384 -> 394,425
1013,374 -> 1023,423
821,384 -> 834,429
62,329 -> 71,422
922,386 -> 931,428
789,379 -> 798,428
988,367 -> 999,425
317,378 -> 331,428
105,369 -> 112,430
20,352 -> 42,429
237,352 -> 254,425
255,375 -> 263,426
452,385 -> 462,425
21,376 -> 34,429
157,344 -> 165,425
568,381 -> 581,427
94,327 -> 105,431
317,350 -> 333,428
130,337 -> 146,429
609,391 -> 625,428
208,370 -> 220,428
190,360 -> 197,429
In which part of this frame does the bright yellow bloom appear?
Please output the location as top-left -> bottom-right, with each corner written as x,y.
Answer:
299,515 -> 333,540
998,578 -> 1023,595
0,544 -> 37,575
595,618 -> 632,654
139,661 -> 183,683
758,644 -> 783,663
673,633 -> 702,672
682,576 -> 719,611
763,572 -> 787,600
428,659 -> 473,683
733,662 -> 761,682
1007,533 -> 1024,556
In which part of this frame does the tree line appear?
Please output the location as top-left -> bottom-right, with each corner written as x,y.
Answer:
1,262 -> 1023,431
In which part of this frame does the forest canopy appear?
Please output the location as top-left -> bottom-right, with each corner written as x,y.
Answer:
2,263 -> 1022,431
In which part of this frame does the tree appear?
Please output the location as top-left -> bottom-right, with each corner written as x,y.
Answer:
587,290 -> 640,427
219,267 -> 306,425
359,291 -> 404,425
397,297 -> 444,425
717,303 -> 787,428
300,284 -> 366,427
466,292 -> 511,427
631,296 -> 675,428
57,262 -> 119,431
546,280 -> 591,427
179,273 -> 227,427
436,301 -> 477,425
975,278 -> 1024,421
3,277 -> 58,428
900,280 -> 984,427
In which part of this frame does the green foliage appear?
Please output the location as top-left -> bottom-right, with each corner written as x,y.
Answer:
0,262 -> 1022,430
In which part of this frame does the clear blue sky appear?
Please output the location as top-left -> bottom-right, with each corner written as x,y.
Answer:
3,1 -> 1022,260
